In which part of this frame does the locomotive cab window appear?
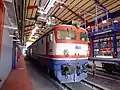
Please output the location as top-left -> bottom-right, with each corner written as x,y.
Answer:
80,32 -> 88,41
57,30 -> 76,40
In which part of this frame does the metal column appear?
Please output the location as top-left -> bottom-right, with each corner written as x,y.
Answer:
112,32 -> 118,57
12,37 -> 17,69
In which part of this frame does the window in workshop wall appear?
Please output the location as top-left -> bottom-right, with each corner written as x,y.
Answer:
0,0 -> 5,58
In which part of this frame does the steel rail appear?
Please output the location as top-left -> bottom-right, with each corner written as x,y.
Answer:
81,79 -> 108,90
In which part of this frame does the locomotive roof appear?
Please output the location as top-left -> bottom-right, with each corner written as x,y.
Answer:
28,24 -> 86,48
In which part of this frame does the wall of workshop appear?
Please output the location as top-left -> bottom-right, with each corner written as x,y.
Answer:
0,3 -> 13,88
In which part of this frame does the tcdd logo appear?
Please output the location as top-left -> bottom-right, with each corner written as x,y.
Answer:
75,46 -> 81,49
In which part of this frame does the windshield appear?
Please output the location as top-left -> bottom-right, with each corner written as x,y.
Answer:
57,30 -> 76,40
80,32 -> 88,41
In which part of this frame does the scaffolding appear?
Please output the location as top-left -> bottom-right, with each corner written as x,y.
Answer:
88,5 -> 120,61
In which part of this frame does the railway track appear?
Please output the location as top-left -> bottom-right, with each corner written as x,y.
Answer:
47,78 -> 107,90
40,68 -> 108,90
96,68 -> 120,77
27,59 -> 108,90
81,80 -> 106,90
88,68 -> 120,82
43,70 -> 108,90
42,70 -> 107,90
61,79 -> 108,90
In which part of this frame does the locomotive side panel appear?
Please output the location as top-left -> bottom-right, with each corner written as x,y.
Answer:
28,30 -> 56,67
36,36 -> 46,55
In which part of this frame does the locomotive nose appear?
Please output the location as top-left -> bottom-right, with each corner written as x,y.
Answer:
61,64 -> 75,75
82,63 -> 88,73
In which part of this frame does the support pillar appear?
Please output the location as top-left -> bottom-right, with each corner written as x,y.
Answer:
12,37 -> 17,69
112,32 -> 118,57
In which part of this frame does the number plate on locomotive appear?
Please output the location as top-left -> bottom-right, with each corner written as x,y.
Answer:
75,46 -> 81,49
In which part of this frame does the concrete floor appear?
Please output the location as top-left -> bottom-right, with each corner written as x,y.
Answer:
26,60 -> 120,90
88,61 -> 120,90
87,74 -> 120,90
26,61 -> 58,90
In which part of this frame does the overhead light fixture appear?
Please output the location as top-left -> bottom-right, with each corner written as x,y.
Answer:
52,17 -> 55,19
44,0 -> 56,14
87,26 -> 90,28
25,19 -> 35,23
102,20 -> 107,24
114,20 -> 118,23
37,10 -> 45,14
51,5 -> 54,7
56,0 -> 64,4
9,34 -> 16,37
37,16 -> 46,20
29,25 -> 39,39
4,25 -> 18,30
15,31 -> 18,34
60,6 -> 63,8
12,39 -> 20,42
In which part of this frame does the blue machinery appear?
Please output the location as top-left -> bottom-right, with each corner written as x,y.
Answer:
82,5 -> 120,73
87,5 -> 120,62
67,5 -> 120,72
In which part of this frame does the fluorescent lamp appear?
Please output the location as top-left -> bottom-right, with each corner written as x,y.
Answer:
87,26 -> 90,28
38,16 -> 46,20
37,10 -> 45,14
29,26 -> 39,39
66,37 -> 71,40
52,17 -> 55,19
51,5 -> 54,7
114,20 -> 118,23
12,39 -> 20,42
44,0 -> 56,14
56,0 -> 64,4
102,20 -> 107,24
4,25 -> 18,30
60,6 -> 63,8
9,35 -> 16,37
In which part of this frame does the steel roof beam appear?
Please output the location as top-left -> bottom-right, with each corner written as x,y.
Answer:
52,15 -> 63,22
61,4 -> 88,23
25,24 -> 35,27
93,0 -> 106,9
26,0 -> 30,18
30,0 -> 37,18
88,10 -> 120,26
49,0 -> 68,17
26,17 -> 36,20
24,29 -> 32,32
27,5 -> 38,9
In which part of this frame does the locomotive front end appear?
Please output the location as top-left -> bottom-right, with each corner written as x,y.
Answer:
53,25 -> 88,83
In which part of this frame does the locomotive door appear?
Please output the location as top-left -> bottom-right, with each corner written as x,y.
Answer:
46,32 -> 53,55
46,34 -> 50,55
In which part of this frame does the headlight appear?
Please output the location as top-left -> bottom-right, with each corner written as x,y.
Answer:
63,49 -> 69,57
61,64 -> 75,75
